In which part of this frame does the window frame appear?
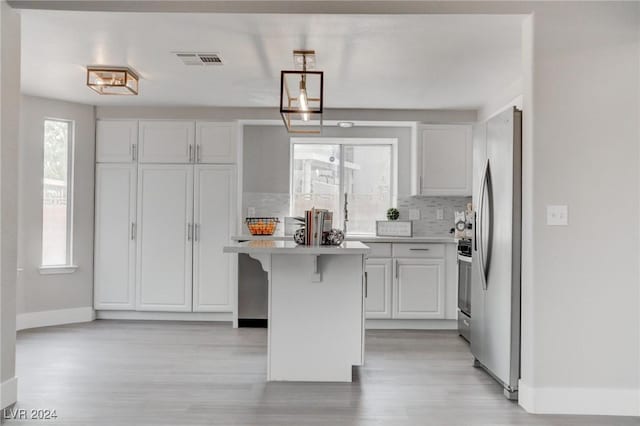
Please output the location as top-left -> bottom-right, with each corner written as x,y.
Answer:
40,117 -> 76,271
289,137 -> 398,235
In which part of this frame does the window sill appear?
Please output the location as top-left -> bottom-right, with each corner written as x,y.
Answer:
38,265 -> 78,275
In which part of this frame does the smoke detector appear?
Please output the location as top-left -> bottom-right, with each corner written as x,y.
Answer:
174,52 -> 223,66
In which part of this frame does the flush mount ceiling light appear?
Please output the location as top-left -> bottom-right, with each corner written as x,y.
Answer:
86,66 -> 139,95
280,50 -> 323,134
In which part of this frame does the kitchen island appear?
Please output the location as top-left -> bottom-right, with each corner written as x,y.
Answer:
223,240 -> 370,382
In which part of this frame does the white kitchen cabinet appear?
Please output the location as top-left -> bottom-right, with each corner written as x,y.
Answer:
136,164 -> 193,311
193,165 -> 236,312
195,122 -> 236,164
138,120 -> 194,163
393,258 -> 445,319
94,164 -> 137,310
96,120 -> 138,163
365,258 -> 392,319
418,125 -> 472,196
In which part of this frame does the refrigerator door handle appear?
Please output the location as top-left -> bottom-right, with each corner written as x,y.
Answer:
477,159 -> 489,291
473,211 -> 478,252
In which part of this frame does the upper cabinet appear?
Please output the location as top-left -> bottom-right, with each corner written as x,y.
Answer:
135,121 -> 236,164
96,120 -> 138,163
138,120 -> 195,163
195,122 -> 236,164
416,125 -> 472,196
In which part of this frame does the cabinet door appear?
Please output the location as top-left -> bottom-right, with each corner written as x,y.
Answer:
96,120 -> 137,163
138,120 -> 194,163
420,125 -> 472,196
136,165 -> 193,311
195,122 -> 236,164
393,258 -> 445,319
94,164 -> 137,309
365,258 -> 392,319
193,165 -> 236,312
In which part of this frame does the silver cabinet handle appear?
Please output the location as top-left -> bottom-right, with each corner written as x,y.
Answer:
130,222 -> 136,240
187,223 -> 192,241
132,144 -> 137,161
395,260 -> 399,279
409,248 -> 430,251
194,224 -> 200,242
364,271 -> 368,298
196,144 -> 201,163
188,145 -> 193,163
463,319 -> 470,327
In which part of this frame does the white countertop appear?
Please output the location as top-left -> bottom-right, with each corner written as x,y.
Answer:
223,240 -> 371,255
231,235 -> 457,244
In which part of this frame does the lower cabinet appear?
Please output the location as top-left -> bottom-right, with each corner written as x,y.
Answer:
94,164 -> 137,310
136,165 -> 194,312
365,258 -> 392,319
393,258 -> 445,319
192,165 -> 236,312
94,163 -> 236,314
365,243 -> 451,321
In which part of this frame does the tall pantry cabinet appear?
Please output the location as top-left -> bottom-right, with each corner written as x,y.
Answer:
94,120 -> 237,314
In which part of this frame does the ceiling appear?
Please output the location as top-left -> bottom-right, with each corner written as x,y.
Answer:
21,11 -> 523,110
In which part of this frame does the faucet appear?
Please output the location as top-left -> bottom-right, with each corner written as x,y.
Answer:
343,192 -> 348,235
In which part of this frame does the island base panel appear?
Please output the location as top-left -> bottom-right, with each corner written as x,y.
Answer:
268,254 -> 364,382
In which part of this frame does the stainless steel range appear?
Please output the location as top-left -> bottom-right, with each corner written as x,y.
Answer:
457,239 -> 472,342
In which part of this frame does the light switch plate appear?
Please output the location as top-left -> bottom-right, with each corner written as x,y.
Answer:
409,209 -> 420,220
546,205 -> 568,226
247,207 -> 256,217
436,208 -> 444,221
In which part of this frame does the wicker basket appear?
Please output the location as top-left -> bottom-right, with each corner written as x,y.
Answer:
245,217 -> 280,235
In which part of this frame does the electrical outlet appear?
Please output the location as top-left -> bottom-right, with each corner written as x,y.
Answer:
546,205 -> 568,226
409,209 -> 420,220
247,207 -> 256,217
436,208 -> 444,220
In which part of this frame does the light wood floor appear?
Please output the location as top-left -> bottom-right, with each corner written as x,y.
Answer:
7,321 -> 638,425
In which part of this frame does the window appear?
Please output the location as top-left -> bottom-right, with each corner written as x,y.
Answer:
291,138 -> 397,235
42,119 -> 74,267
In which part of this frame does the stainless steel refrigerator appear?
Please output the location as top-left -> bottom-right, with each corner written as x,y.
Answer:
471,106 -> 522,400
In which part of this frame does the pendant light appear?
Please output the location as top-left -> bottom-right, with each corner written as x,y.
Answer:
280,50 -> 323,134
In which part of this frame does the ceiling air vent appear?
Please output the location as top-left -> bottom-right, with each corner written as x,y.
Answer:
174,52 -> 223,66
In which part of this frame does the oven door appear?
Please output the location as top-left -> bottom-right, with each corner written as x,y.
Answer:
458,254 -> 472,316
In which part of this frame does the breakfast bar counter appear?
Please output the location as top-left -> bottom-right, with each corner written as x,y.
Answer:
223,241 -> 370,382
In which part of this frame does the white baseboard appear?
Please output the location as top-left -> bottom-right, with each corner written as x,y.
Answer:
519,379 -> 640,416
16,307 -> 95,331
366,319 -> 457,330
96,310 -> 233,322
1,377 -> 18,409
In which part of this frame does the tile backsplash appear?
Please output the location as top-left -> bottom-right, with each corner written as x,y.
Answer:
396,195 -> 472,237
243,192 -> 471,237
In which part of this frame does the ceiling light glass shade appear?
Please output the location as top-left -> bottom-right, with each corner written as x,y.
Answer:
280,70 -> 323,134
86,67 -> 139,95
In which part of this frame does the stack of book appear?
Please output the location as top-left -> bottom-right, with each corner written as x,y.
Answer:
304,208 -> 333,246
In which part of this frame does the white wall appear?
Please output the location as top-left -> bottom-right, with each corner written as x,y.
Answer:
518,2 -> 640,416
95,106 -> 476,123
17,95 -> 95,316
0,0 -> 20,409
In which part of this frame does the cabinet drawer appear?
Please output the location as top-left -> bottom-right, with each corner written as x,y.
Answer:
365,243 -> 392,258
392,243 -> 444,258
